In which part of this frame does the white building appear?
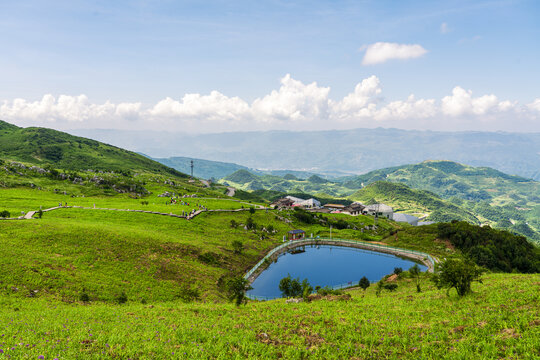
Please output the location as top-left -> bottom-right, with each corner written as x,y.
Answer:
362,203 -> 393,219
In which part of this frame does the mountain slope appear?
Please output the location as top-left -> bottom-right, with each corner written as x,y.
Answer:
0,120 -> 186,177
349,181 -> 480,224
341,160 -> 539,205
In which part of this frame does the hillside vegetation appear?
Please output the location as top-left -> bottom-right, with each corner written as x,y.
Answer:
0,120 -> 185,176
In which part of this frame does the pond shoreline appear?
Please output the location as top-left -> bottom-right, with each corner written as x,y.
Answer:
245,238 -> 436,288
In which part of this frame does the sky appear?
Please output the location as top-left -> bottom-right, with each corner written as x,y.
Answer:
0,0 -> 539,133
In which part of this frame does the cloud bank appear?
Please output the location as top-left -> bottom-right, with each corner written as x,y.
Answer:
1,74 -> 538,133
361,42 -> 428,65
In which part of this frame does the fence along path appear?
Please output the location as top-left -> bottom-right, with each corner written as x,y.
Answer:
244,237 -> 438,300
1,202 -> 270,221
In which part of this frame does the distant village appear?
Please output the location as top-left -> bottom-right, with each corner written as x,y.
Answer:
270,195 -> 434,226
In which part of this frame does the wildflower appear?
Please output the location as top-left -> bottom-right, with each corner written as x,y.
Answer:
38,356 -> 45,359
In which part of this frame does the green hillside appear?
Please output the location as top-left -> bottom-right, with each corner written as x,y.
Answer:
341,160 -> 540,242
221,169 -> 352,196
1,132 -> 539,358
0,120 -> 186,177
349,181 -> 480,224
341,160 -> 539,205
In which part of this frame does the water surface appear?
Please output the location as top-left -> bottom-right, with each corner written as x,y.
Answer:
248,244 -> 427,299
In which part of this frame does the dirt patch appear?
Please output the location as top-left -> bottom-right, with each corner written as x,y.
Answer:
435,238 -> 455,251
450,325 -> 466,334
529,319 -> 540,327
256,332 -> 291,346
476,321 -> 487,328
308,294 -> 352,302
386,274 -> 398,282
499,328 -> 520,339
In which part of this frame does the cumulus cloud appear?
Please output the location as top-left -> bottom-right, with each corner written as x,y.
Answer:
0,74 -> 534,132
361,42 -> 428,65
251,74 -> 330,123
528,98 -> 540,112
441,87 -> 501,116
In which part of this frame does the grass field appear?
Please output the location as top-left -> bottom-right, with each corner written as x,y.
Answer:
0,273 -> 537,359
1,157 -> 539,359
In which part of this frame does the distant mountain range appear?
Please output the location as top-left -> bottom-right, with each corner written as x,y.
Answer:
149,156 -> 329,180
71,128 -> 540,180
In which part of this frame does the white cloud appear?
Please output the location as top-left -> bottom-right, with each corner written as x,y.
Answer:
0,75 -> 535,132
251,74 -> 330,123
361,42 -> 428,65
528,98 -> 540,112
441,86 -> 500,116
440,22 -> 450,34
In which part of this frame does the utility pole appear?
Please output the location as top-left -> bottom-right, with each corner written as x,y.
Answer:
190,160 -> 194,179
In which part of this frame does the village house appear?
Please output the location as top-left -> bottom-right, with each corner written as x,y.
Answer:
323,203 -> 346,212
362,203 -> 394,219
342,202 -> 365,216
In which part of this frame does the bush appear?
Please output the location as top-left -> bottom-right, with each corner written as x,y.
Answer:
358,276 -> 370,291
177,285 -> 200,303
226,276 -> 252,306
393,267 -> 403,275
383,283 -> 398,292
79,291 -> 90,302
279,275 -> 312,298
37,209 -> 43,219
0,210 -> 10,218
409,264 -> 422,293
231,240 -> 243,254
230,219 -> 238,228
432,258 -> 485,297
249,207 -> 255,214
316,286 -> 343,296
116,291 -> 128,304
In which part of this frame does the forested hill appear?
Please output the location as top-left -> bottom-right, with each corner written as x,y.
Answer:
0,120 -> 187,177
340,160 -> 539,206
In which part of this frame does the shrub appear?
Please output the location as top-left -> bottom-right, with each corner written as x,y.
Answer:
0,210 -> 10,218
316,286 -> 343,296
358,276 -> 370,291
37,209 -> 43,219
249,207 -> 255,214
226,276 -> 252,306
79,291 -> 90,302
393,267 -> 403,275
432,258 -> 485,297
177,285 -> 200,303
231,240 -> 243,254
116,291 -> 128,304
279,275 -> 311,298
409,264 -> 422,293
230,219 -> 238,228
383,283 -> 398,292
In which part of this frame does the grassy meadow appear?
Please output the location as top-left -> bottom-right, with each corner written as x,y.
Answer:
0,273 -> 538,359
1,156 -> 539,359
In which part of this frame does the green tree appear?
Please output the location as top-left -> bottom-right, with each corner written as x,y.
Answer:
249,207 -> 255,214
358,276 -> 370,291
227,276 -> 253,306
433,258 -> 485,297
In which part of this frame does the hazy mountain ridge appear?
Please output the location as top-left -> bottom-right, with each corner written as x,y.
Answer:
71,128 -> 540,180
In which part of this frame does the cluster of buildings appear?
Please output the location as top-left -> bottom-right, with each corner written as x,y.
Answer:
271,195 -> 431,226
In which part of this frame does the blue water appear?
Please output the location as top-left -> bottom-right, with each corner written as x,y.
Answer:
247,245 -> 427,299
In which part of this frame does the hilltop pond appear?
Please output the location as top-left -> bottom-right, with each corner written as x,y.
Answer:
247,245 -> 427,299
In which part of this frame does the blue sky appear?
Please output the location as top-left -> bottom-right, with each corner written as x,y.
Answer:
0,0 -> 539,132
